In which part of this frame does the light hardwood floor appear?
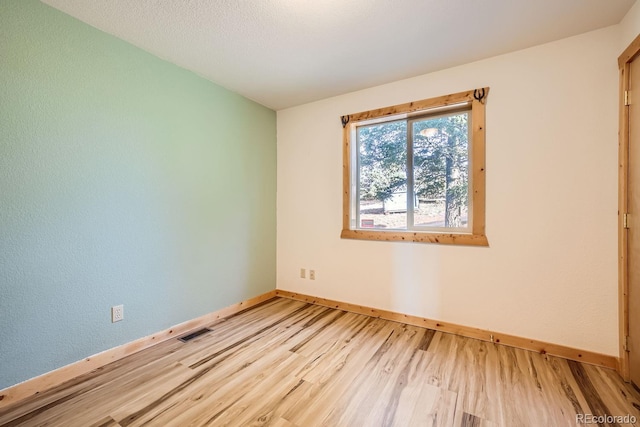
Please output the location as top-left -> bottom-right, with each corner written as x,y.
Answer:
1,297 -> 639,426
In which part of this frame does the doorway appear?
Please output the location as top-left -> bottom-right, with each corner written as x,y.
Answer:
619,35 -> 640,386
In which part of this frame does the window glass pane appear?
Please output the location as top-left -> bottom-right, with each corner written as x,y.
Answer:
357,120 -> 407,230
412,112 -> 469,229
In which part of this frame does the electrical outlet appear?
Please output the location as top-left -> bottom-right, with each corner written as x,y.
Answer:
111,305 -> 124,323
309,270 -> 316,280
300,268 -> 306,279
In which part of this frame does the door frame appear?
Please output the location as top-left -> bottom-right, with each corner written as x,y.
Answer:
618,34 -> 640,382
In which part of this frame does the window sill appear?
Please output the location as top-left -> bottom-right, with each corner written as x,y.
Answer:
340,229 -> 489,246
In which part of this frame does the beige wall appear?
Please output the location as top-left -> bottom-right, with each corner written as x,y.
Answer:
621,0 -> 640,51
276,26 -> 620,355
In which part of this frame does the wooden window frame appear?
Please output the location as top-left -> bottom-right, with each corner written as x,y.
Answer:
341,88 -> 489,246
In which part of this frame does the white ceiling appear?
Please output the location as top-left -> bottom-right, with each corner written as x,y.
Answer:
42,0 -> 635,110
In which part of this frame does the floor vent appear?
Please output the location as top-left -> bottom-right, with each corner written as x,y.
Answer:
178,328 -> 212,342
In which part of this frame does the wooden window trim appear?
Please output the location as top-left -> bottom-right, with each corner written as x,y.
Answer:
341,88 -> 489,246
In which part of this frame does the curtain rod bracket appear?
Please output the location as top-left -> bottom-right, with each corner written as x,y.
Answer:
473,88 -> 486,104
341,115 -> 350,128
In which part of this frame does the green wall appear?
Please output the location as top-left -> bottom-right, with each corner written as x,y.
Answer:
0,0 -> 276,389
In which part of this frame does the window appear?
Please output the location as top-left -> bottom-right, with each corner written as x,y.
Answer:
341,88 -> 489,246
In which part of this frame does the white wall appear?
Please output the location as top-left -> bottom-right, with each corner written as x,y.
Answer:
277,26 -> 620,356
621,0 -> 640,50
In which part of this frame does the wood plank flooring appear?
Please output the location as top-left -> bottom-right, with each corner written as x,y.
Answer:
1,297 -> 639,427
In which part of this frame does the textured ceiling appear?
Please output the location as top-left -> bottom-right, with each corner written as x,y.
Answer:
42,0 -> 635,110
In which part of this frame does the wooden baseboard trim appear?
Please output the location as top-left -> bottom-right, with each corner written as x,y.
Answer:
275,289 -> 617,370
0,290 -> 277,410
